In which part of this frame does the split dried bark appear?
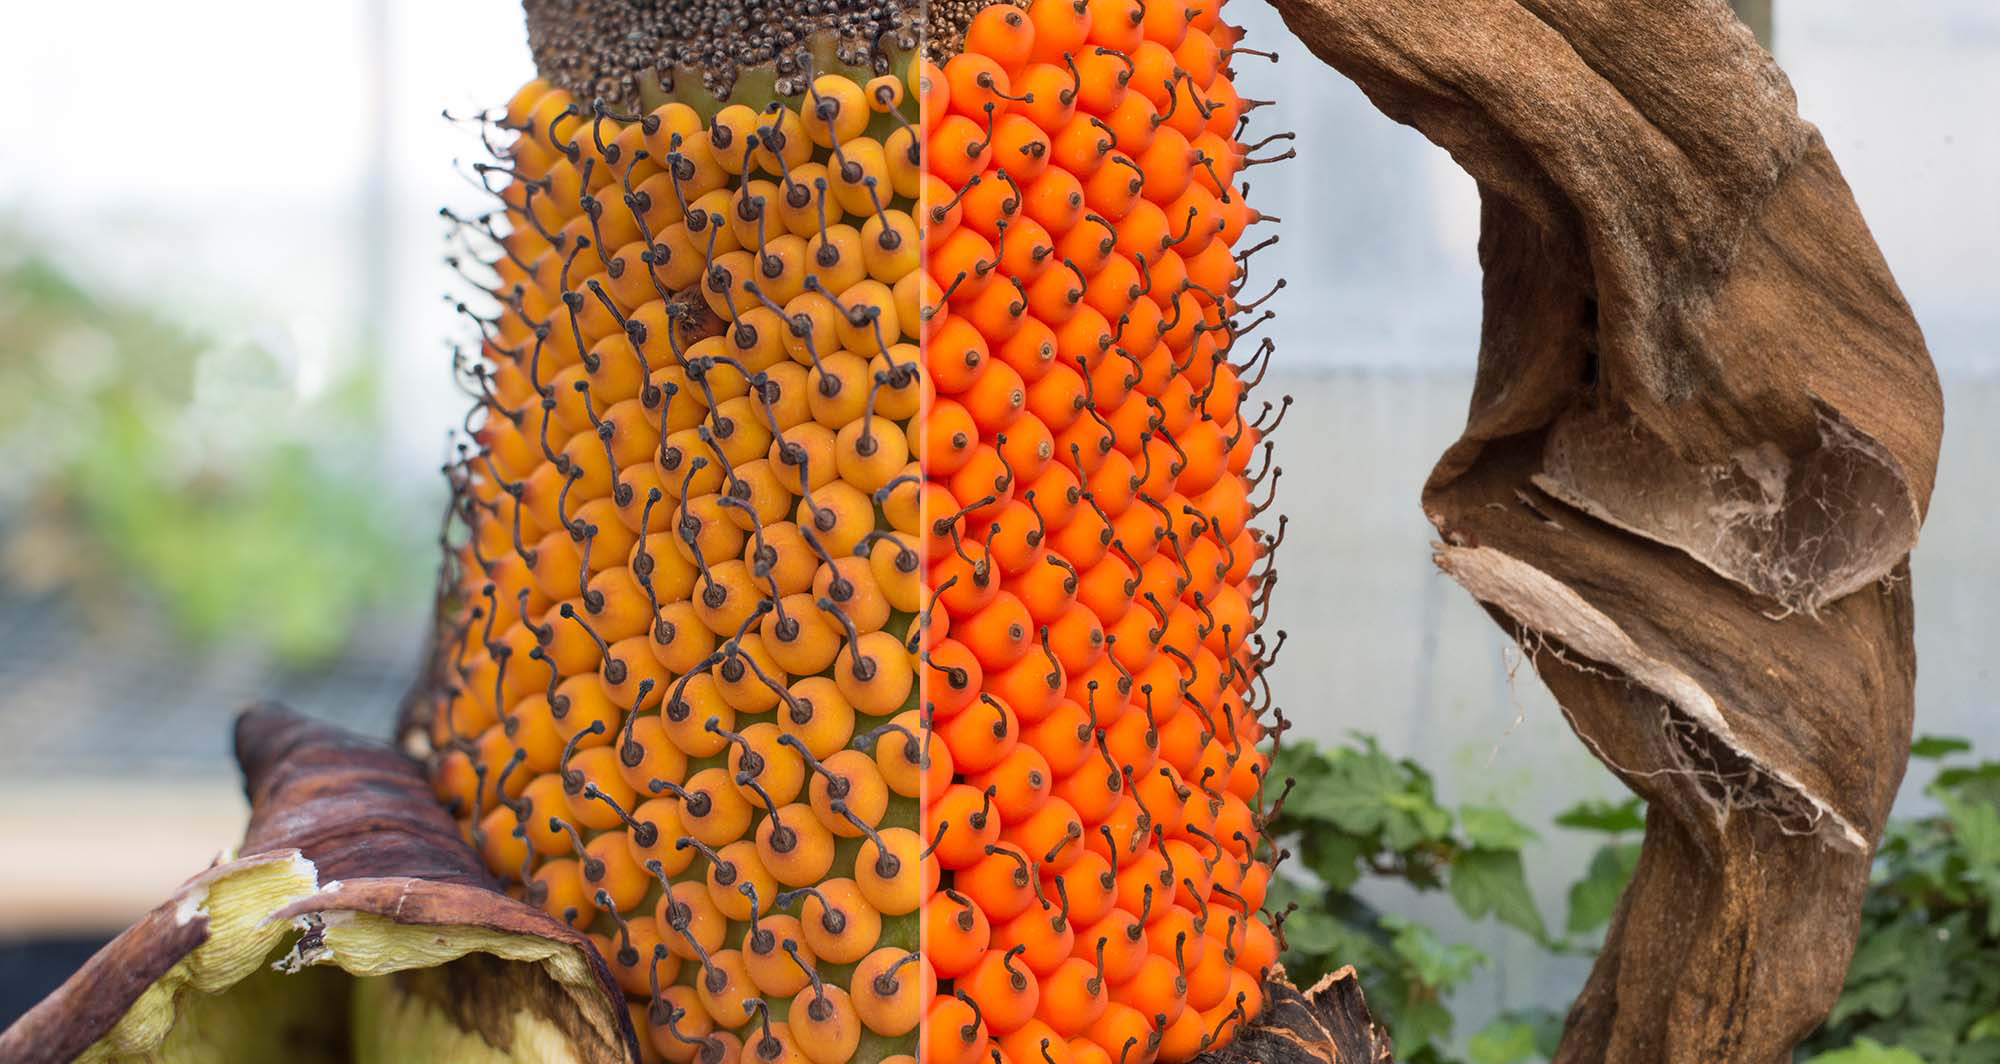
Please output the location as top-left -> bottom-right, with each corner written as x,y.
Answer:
1256,0 -> 1943,1061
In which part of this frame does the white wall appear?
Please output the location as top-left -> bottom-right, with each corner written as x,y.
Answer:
1226,0 -> 2000,375
1,2 -> 1990,456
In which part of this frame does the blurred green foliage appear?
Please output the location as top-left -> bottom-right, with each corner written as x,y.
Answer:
1267,734 -> 2000,1063
1263,734 -> 1629,1062
1797,738 -> 2000,1063
0,236 -> 429,665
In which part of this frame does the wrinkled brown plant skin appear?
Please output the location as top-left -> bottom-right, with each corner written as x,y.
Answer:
0,861 -> 222,1064
1259,1 -> 1943,1061
2,708 -> 1390,1063
0,706 -> 641,1064
239,702 -> 502,890
239,708 -> 639,1062
1202,969 -> 1397,1064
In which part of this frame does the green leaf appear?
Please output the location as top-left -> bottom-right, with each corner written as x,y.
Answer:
1941,793 -> 2000,871
1390,997 -> 1458,1060
1843,918 -> 1916,984
1912,735 -> 1974,760
1464,1016 -> 1552,1064
1282,738 -> 1454,851
1968,1010 -> 2000,1042
1827,976 -> 1905,1028
1461,805 -> 1539,851
1300,831 -> 1370,893
1381,914 -> 1486,992
1566,841 -> 1641,935
1552,797 -> 1645,835
1281,908 -> 1345,960
1934,762 -> 2000,809
1800,1039 -> 1927,1064
1449,848 -> 1547,940
1267,733 -> 2000,1064
1266,742 -> 1330,804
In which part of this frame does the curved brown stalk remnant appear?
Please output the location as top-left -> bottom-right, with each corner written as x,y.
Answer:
0,708 -> 638,1064
1199,970 -> 1397,1064
1259,1 -> 1944,1060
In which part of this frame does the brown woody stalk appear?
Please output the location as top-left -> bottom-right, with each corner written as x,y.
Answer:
1258,0 -> 1943,1060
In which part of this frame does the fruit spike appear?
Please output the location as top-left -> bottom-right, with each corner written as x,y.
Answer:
427,13 -> 932,1056
917,0 -> 1285,1061
425,0 -> 1285,1058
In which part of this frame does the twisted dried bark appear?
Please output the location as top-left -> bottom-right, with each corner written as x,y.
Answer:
1258,1 -> 1943,1061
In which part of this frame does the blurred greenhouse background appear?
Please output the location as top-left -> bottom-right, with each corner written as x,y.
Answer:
0,0 -> 1994,1043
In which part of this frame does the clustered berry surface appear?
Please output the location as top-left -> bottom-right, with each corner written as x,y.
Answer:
432,66 -> 930,1064
915,0 -> 1283,1061
429,0 -> 1285,1058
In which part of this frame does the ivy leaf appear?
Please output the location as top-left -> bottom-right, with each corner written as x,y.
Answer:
1940,793 -> 2000,870
1382,914 -> 1485,992
1553,797 -> 1645,834
1566,841 -> 1642,935
1827,977 -> 1905,1028
1267,742 -> 1330,804
1379,788 -> 1456,851
1390,997 -> 1458,1061
1912,735 -> 1973,760
1282,908 -> 1345,959
1935,792 -> 2000,934
1461,805 -> 1539,851
1449,848 -> 1547,940
1284,739 -> 1453,851
1843,917 -> 1915,984
1300,831 -> 1370,894
1934,761 -> 2000,809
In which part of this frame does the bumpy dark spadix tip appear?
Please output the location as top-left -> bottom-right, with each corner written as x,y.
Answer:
523,0 -> 922,106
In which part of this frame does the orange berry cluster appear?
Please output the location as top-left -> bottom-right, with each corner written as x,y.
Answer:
916,0 -> 1281,1061
429,69 -> 931,1064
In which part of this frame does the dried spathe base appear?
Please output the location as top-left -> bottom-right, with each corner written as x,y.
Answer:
0,709 -> 640,1064
0,851 -> 632,1064
64,853 -> 321,1064
350,958 -> 617,1064
1196,968 -> 1393,1064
